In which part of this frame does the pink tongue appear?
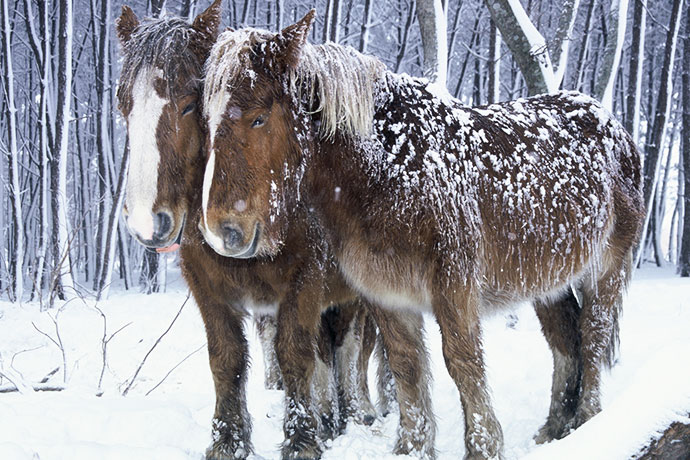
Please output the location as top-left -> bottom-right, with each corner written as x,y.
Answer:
156,243 -> 180,254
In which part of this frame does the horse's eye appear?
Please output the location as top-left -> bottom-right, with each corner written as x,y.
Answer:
181,102 -> 196,116
251,114 -> 266,128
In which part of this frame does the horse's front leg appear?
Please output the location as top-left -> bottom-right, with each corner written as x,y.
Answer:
433,284 -> 503,460
276,281 -> 325,459
196,301 -> 252,460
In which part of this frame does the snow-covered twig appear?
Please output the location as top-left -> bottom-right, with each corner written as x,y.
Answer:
145,343 -> 206,396
122,291 -> 191,396
93,304 -> 132,396
31,311 -> 68,384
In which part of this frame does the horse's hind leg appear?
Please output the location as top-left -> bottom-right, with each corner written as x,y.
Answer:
255,314 -> 283,390
313,308 -> 339,441
357,307 -> 377,425
533,288 -> 583,443
368,306 -> 436,459
375,332 -> 396,417
333,301 -> 377,428
575,248 -> 631,428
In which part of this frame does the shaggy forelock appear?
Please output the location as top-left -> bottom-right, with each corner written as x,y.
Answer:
203,28 -> 387,138
119,17 -> 204,103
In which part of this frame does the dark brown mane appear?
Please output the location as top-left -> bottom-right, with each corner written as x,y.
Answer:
117,18 -> 205,105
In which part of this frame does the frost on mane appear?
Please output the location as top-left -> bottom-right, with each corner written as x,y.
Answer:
203,28 -> 386,139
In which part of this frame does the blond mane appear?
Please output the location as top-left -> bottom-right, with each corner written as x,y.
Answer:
203,28 -> 386,138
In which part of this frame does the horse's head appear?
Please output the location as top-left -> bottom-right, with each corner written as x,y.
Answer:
197,11 -> 318,258
116,0 -> 221,249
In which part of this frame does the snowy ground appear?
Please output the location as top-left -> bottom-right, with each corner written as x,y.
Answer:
0,265 -> 688,460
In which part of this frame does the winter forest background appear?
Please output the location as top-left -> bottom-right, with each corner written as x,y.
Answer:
0,0 -> 689,304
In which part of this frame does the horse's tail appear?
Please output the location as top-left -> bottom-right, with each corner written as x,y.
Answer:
602,246 -> 635,368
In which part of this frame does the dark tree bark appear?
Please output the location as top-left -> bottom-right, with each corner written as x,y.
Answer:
483,0 -> 555,95
488,17 -> 500,103
358,0 -> 373,52
624,0 -> 646,142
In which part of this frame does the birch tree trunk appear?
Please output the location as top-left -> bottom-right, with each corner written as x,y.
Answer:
680,5 -> 690,277
51,0 -> 76,302
594,0 -> 630,111
1,0 -> 24,302
638,0 -> 684,266
416,0 -> 448,86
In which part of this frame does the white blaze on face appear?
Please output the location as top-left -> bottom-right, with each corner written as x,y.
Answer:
201,90 -> 230,247
125,69 -> 168,240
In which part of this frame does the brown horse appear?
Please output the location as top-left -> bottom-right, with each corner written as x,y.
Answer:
200,11 -> 645,459
115,3 -> 428,459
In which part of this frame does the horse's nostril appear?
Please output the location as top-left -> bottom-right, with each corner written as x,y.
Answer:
221,222 -> 243,248
154,211 -> 173,239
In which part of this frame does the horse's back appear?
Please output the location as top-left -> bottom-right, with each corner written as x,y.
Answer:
372,81 -> 642,296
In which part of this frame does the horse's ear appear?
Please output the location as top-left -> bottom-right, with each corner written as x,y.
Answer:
116,5 -> 139,45
190,0 -> 222,62
276,9 -> 316,70
192,0 -> 222,41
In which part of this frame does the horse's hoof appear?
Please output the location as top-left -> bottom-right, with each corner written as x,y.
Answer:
319,413 -> 341,441
206,443 -> 250,460
281,443 -> 322,460
393,439 -> 436,459
361,414 -> 376,426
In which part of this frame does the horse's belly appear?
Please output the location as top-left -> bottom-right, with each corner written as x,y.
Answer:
337,240 -> 432,311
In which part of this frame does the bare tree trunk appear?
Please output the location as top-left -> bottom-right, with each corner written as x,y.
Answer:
98,140 -> 129,300
149,0 -> 166,17
394,1 -> 416,73
550,0 -> 581,87
416,0 -> 448,86
358,0 -> 373,52
594,0 -> 630,110
1,0 -> 24,302
453,13 -> 481,97
624,0 -> 646,143
488,17 -> 501,103
93,0 -> 111,292
241,0 -> 252,25
483,0 -> 556,95
329,0 -> 341,42
50,0 -> 76,303
638,0 -> 684,267
573,0 -> 598,91
680,5 -> 690,276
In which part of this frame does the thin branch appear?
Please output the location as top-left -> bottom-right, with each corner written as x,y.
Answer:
145,343 -> 206,396
122,292 -> 191,396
